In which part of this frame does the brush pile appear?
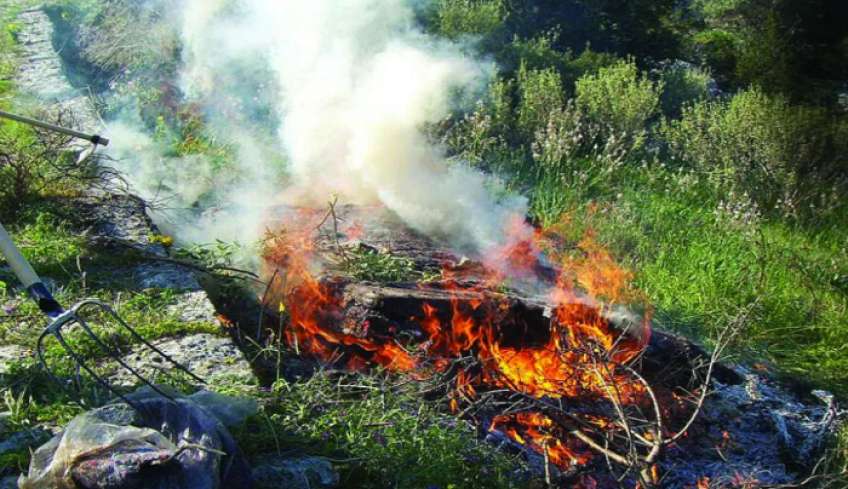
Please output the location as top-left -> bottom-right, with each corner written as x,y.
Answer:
255,204 -> 839,488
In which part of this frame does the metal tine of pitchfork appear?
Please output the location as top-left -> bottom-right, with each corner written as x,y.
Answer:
1,222 -> 206,410
75,299 -> 207,384
36,321 -> 144,411
39,301 -> 206,401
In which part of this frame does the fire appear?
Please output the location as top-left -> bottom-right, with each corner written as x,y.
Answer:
490,412 -> 593,467
262,207 -> 652,470
263,211 -> 419,373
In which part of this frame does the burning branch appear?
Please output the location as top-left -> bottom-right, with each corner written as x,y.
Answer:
256,204 -> 783,487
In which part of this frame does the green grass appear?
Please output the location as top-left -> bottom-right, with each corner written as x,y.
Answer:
530,168 -> 848,397
233,371 -> 529,489
0,6 -> 21,104
526,167 -> 848,483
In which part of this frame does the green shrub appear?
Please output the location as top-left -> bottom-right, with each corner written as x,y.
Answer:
0,114 -> 100,219
689,29 -> 738,81
486,76 -> 514,137
500,35 -> 619,90
445,77 -> 514,166
52,0 -> 178,75
530,100 -> 628,191
660,87 -> 845,216
501,31 -> 570,72
515,62 -> 565,138
432,0 -> 507,40
734,11 -> 794,95
575,59 -> 663,144
560,47 -> 620,87
660,62 -> 714,116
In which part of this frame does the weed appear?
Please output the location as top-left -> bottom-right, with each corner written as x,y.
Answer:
344,248 -> 417,283
233,371 -> 527,489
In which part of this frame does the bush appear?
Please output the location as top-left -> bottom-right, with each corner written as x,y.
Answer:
432,0 -> 507,40
56,0 -> 177,67
575,59 -> 663,145
0,123 -> 57,218
442,76 -> 514,169
498,31 -> 573,76
530,100 -> 628,190
515,62 -> 565,138
499,34 -> 620,90
733,11 -> 794,95
560,47 -> 620,87
689,29 -> 738,82
660,87 -> 846,216
660,61 -> 714,116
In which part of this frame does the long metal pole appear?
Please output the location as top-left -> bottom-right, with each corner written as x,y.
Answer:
0,109 -> 109,146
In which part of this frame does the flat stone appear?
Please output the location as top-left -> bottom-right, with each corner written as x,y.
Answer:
167,290 -> 220,323
0,345 -> 32,374
13,8 -> 99,126
133,262 -> 201,290
77,194 -> 168,257
106,333 -> 256,388
253,455 -> 340,489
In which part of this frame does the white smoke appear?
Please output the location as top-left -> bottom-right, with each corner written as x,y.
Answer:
107,0 -> 528,258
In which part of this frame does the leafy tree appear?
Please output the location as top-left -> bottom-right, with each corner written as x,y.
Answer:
689,0 -> 848,101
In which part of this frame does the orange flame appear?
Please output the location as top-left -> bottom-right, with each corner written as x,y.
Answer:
491,412 -> 592,467
262,208 -> 652,469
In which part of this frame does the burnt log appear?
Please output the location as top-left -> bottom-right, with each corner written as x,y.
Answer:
334,282 -> 742,389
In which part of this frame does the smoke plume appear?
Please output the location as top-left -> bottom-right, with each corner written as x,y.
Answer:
106,0 -> 529,260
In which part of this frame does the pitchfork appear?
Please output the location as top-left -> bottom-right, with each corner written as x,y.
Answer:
0,111 -> 205,408
0,222 -> 206,407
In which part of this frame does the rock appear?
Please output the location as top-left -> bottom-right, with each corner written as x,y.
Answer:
0,345 -> 32,374
167,290 -> 221,323
0,428 -> 51,457
13,8 -> 100,136
252,455 -> 340,489
106,333 -> 257,388
133,262 -> 201,290
76,194 -> 169,257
